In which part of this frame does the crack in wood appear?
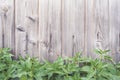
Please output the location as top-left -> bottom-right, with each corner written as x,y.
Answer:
26,33 -> 28,54
48,33 -> 52,55
26,16 -> 36,22
119,33 -> 120,52
2,34 -> 4,48
72,35 -> 75,56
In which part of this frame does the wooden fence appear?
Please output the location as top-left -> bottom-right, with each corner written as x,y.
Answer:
0,0 -> 120,62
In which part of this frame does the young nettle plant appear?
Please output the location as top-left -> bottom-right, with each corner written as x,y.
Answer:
0,48 -> 17,80
94,49 -> 114,62
0,48 -> 120,80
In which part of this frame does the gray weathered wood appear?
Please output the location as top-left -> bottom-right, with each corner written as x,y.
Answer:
62,0 -> 85,58
15,0 -> 27,57
73,0 -> 85,57
0,0 -> 14,50
0,17 -> 2,48
86,0 -> 109,58
0,15 -> 3,48
39,0 -> 49,61
15,0 -> 39,58
0,0 -> 120,61
0,1 -> 3,48
25,0 -> 39,58
109,0 -> 120,62
39,0 -> 62,61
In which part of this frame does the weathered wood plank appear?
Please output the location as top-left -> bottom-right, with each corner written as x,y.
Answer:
74,0 -> 85,57
15,0 -> 39,58
0,17 -> 2,48
15,0 -> 27,57
62,0 -> 74,57
109,0 -> 120,62
47,0 -> 62,61
39,0 -> 62,61
39,0 -> 49,61
25,0 -> 39,58
62,0 -> 85,58
0,1 -> 4,48
0,0 -> 7,48
0,17 -> 3,48
0,0 -> 14,50
86,0 -> 109,57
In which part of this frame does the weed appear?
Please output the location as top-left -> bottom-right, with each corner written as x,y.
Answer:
0,48 -> 120,80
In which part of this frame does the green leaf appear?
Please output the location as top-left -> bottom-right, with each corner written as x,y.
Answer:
81,66 -> 91,72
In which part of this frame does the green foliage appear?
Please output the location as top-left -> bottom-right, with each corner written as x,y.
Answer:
0,48 -> 120,80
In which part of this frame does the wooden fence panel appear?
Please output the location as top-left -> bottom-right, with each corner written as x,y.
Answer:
73,0 -> 85,56
39,0 -> 62,61
0,0 -> 14,50
0,1 -> 3,48
109,0 -> 120,62
0,16 -> 2,48
24,0 -> 39,58
15,0 -> 39,58
86,0 -> 109,57
62,0 -> 85,58
15,0 -> 27,57
39,0 -> 49,61
0,0 -> 120,61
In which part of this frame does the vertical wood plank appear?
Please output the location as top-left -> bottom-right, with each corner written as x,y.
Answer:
74,0 -> 85,56
15,0 -> 27,57
0,1 -> 4,48
0,1 -> 3,47
86,0 -> 109,57
39,0 -> 62,61
109,0 -> 120,62
15,0 -> 39,58
47,0 -> 62,61
62,0 -> 85,57
62,0 -> 74,57
0,0 -> 14,50
39,0 -> 49,61
0,16 -> 3,48
25,0 -> 39,58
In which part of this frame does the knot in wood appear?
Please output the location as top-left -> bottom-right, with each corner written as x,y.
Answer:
0,4 -> 10,14
2,6 -> 8,13
17,26 -> 25,32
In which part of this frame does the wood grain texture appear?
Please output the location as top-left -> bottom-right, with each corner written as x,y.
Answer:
62,0 -> 85,58
0,1 -> 3,47
86,0 -> 109,58
0,0 -> 14,50
15,0 -> 27,57
0,17 -> 2,47
109,0 -> 120,62
0,0 -> 120,61
39,0 -> 62,61
15,0 -> 39,58
25,0 -> 39,58
39,0 -> 49,61
74,0 -> 85,57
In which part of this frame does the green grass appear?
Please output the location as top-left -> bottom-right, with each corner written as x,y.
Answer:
0,48 -> 120,80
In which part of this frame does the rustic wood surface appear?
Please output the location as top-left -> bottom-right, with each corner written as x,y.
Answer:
109,0 -> 120,62
0,0 -> 14,50
86,0 -> 110,58
0,0 -> 120,62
